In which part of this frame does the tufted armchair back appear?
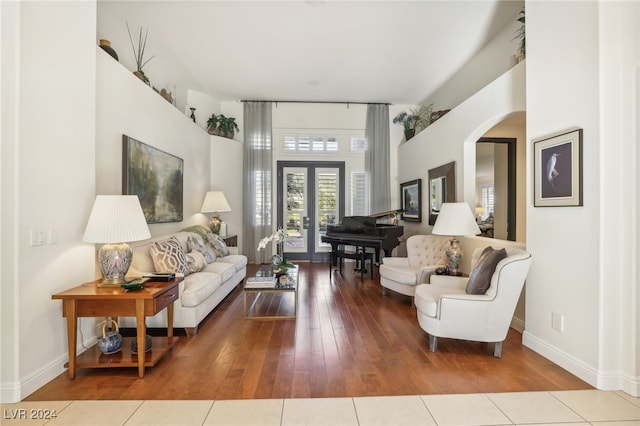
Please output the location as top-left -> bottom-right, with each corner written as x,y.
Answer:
406,235 -> 449,267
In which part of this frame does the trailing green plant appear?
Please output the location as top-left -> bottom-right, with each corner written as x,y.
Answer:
126,21 -> 155,83
206,113 -> 239,138
514,8 -> 525,58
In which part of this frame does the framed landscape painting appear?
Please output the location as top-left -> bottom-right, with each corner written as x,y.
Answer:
122,135 -> 184,223
400,179 -> 422,222
533,129 -> 583,207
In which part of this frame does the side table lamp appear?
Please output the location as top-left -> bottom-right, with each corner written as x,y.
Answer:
83,195 -> 151,286
431,202 -> 481,276
201,190 -> 231,235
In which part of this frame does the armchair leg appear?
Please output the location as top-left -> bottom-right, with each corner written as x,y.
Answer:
382,287 -> 387,296
428,334 -> 438,352
494,341 -> 503,358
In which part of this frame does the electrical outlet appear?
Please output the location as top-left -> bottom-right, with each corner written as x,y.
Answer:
552,312 -> 564,332
48,228 -> 58,245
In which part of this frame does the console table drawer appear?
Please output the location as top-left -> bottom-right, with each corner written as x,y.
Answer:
154,288 -> 178,312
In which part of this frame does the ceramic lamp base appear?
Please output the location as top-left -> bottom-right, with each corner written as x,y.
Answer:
98,243 -> 133,286
209,214 -> 222,234
445,237 -> 463,276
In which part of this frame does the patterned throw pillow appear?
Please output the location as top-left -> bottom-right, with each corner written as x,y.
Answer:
205,232 -> 229,257
186,234 -> 216,263
185,250 -> 207,274
149,236 -> 189,275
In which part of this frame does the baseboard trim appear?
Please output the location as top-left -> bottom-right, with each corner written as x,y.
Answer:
510,316 -> 525,333
522,331 -> 598,387
523,331 -> 640,396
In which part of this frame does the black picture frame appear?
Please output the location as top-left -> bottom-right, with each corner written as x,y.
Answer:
400,179 -> 422,222
122,135 -> 184,223
533,129 -> 583,207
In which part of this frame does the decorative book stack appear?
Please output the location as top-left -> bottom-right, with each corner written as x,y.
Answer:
245,275 -> 276,289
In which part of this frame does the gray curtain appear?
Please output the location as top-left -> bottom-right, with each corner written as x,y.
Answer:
365,104 -> 391,214
243,101 -> 273,264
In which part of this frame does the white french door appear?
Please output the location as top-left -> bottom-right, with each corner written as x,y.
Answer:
277,161 -> 345,262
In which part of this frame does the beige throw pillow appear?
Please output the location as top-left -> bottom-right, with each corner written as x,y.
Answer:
465,246 -> 507,295
149,236 -> 189,275
185,250 -> 207,274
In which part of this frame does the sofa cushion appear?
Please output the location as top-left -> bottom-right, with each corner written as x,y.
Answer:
379,263 -> 424,286
466,246 -> 507,295
149,236 -> 189,275
185,250 -> 207,274
203,261 -> 236,282
186,234 -> 216,264
415,283 -> 467,318
205,232 -> 229,257
181,272 -> 222,308
216,254 -> 248,272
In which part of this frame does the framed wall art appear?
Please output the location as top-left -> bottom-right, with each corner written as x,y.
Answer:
122,135 -> 184,223
533,128 -> 583,207
400,179 -> 422,222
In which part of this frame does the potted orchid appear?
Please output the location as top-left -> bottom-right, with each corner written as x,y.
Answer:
258,228 -> 295,271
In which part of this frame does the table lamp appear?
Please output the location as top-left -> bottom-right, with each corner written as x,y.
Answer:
83,195 -> 151,286
431,202 -> 481,275
201,191 -> 232,234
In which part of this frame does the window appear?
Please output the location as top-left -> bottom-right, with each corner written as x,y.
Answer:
282,134 -> 339,152
255,170 -> 272,226
350,136 -> 367,152
350,172 -> 368,215
481,186 -> 494,219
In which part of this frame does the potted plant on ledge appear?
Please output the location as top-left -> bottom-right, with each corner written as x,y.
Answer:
393,105 -> 432,140
206,114 -> 240,139
126,22 -> 155,85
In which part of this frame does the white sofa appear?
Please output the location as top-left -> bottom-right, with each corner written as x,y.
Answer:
119,231 -> 247,336
379,234 -> 449,301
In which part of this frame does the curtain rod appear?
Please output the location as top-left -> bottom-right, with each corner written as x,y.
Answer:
240,100 -> 390,106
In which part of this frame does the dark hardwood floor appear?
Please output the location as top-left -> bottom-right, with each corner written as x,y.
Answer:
28,262 -> 591,401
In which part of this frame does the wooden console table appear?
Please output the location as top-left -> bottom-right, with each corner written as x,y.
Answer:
52,277 -> 182,379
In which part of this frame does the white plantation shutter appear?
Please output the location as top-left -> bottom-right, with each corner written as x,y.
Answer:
351,172 -> 368,215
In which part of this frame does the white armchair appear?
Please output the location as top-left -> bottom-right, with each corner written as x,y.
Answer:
379,235 -> 449,301
414,246 -> 532,357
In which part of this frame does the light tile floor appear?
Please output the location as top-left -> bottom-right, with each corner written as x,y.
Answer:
1,390 -> 638,426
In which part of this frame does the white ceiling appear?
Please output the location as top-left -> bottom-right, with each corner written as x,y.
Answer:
98,0 -> 523,105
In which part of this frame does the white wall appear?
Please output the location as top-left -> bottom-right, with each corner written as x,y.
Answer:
96,49 -> 212,237
524,0 -> 638,395
422,4 -> 524,111
398,62 -> 526,238
1,1 -> 97,403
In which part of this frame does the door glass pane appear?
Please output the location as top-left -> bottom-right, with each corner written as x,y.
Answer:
284,168 -> 307,252
316,168 -> 339,251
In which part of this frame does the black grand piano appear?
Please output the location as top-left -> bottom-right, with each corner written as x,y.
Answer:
321,211 -> 404,278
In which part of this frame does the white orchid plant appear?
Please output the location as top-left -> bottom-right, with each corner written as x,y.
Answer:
258,228 -> 294,270
257,228 -> 288,251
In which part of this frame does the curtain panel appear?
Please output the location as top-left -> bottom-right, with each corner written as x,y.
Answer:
365,104 -> 391,214
242,101 -> 273,263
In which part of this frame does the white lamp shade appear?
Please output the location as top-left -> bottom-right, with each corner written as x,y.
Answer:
83,195 -> 151,243
201,191 -> 231,213
432,202 -> 481,236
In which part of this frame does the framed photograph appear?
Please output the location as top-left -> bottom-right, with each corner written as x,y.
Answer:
400,179 -> 422,222
533,129 -> 583,207
122,135 -> 184,223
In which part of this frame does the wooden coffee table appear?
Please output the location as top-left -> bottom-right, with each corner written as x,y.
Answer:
52,277 -> 182,379
244,265 -> 298,320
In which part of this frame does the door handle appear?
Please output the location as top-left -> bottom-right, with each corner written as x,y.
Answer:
302,216 -> 310,230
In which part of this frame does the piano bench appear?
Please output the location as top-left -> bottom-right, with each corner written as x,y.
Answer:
330,249 -> 375,281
